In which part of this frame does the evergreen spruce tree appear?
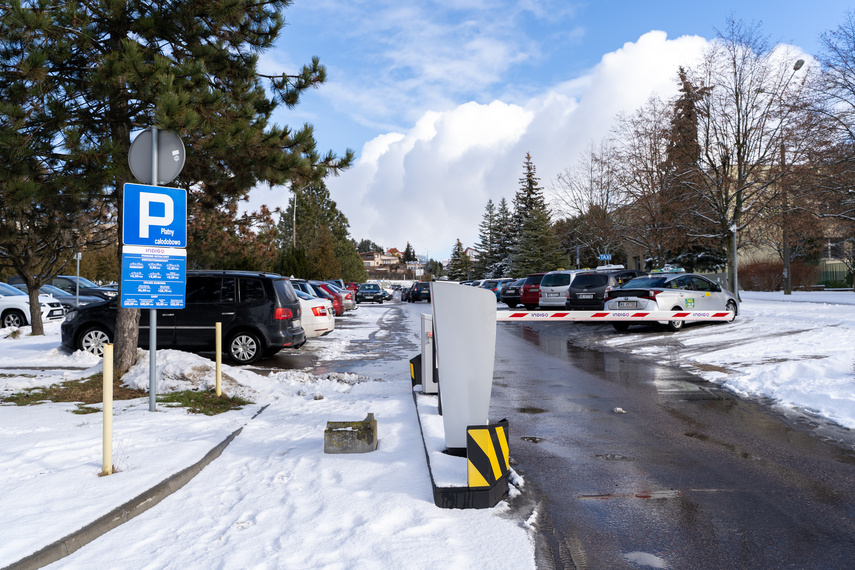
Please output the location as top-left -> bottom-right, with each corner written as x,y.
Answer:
277,181 -> 366,281
513,209 -> 568,276
509,154 -> 559,276
447,239 -> 472,281
0,1 -> 352,373
490,198 -> 514,277
473,200 -> 496,277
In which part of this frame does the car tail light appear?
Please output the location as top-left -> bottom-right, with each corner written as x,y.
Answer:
312,306 -> 327,317
345,292 -> 352,300
640,290 -> 662,301
274,307 -> 293,320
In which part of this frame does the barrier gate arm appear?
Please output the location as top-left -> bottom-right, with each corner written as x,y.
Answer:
496,310 -> 735,322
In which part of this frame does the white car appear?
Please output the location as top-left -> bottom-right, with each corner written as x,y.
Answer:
604,271 -> 738,331
296,290 -> 335,338
0,282 -> 66,328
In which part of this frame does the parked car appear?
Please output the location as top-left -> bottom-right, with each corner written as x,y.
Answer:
296,290 -> 335,338
520,273 -> 545,310
499,278 -> 526,308
539,270 -> 587,309
12,283 -> 103,312
313,281 -> 351,313
356,283 -> 384,304
382,288 -> 393,301
480,278 -> 515,301
325,282 -> 355,310
61,271 -> 305,364
605,271 -> 738,332
0,282 -> 66,328
468,280 -> 483,288
9,274 -> 118,300
409,282 -> 432,302
565,269 -> 648,311
345,282 -> 359,293
402,283 -> 415,302
293,280 -> 344,316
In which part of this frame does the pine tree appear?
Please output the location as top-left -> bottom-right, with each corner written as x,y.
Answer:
0,1 -> 352,373
473,200 -> 496,277
277,181 -> 366,281
513,209 -> 568,276
490,198 -> 514,277
509,154 -> 557,276
447,239 -> 472,281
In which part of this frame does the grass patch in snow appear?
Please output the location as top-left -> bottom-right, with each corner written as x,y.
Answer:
157,390 -> 252,415
1,373 -> 146,407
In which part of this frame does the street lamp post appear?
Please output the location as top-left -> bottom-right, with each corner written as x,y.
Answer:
781,58 -> 804,296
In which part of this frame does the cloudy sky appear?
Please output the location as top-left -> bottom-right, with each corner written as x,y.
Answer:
247,0 -> 850,261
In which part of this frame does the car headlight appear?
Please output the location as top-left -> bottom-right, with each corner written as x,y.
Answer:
104,290 -> 118,297
65,310 -> 77,322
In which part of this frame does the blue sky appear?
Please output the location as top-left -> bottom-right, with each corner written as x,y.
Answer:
248,0 -> 852,262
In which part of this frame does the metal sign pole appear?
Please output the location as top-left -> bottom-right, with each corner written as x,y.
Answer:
149,126 -> 158,412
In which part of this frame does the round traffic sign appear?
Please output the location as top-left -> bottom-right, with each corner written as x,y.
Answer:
128,128 -> 186,185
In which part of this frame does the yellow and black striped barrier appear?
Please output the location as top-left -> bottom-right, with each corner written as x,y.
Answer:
467,421 -> 510,489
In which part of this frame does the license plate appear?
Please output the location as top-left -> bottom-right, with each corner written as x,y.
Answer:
547,292 -> 560,297
578,294 -> 594,299
616,301 -> 637,308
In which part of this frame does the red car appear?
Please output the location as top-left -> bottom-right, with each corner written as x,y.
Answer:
345,282 -> 359,292
520,273 -> 545,310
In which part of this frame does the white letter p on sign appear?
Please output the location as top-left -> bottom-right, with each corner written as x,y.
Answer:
139,192 -> 174,238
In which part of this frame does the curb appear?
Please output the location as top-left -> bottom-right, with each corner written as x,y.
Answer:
3,404 -> 269,570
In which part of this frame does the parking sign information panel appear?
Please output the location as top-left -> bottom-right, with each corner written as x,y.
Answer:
121,245 -> 186,308
123,183 -> 187,247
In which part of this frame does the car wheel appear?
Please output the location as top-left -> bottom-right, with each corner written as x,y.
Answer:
78,326 -> 112,356
2,309 -> 27,328
506,302 -> 518,308
228,331 -> 262,364
378,299 -> 383,304
523,304 -> 537,310
725,299 -> 737,320
666,307 -> 685,332
613,322 -> 629,332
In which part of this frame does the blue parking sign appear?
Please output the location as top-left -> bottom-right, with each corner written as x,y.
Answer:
121,246 -> 186,308
123,183 -> 187,247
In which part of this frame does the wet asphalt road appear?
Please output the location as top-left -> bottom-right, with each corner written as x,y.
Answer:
492,320 -> 855,569
253,300 -> 855,569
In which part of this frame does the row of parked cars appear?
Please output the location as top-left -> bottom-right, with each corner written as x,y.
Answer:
487,265 -> 738,331
1,271 -> 366,366
0,275 -> 119,328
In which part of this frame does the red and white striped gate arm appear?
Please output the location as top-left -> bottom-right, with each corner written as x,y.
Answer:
496,310 -> 735,322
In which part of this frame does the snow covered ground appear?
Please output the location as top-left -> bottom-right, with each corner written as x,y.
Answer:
1,290 -> 854,568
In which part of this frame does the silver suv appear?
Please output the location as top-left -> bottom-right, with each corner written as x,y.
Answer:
538,269 -> 588,308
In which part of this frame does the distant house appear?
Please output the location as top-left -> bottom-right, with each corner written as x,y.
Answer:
463,247 -> 479,262
359,251 -> 400,271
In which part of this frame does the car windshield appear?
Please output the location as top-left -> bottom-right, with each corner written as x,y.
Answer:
75,276 -> 101,288
40,284 -> 69,296
0,282 -> 26,296
541,273 -> 572,287
572,274 -> 609,288
524,274 -> 544,285
360,284 -> 380,291
621,276 -> 670,288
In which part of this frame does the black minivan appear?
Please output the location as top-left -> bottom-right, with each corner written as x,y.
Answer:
61,271 -> 305,364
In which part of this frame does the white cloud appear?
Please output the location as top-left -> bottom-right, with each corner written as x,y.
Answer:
322,31 -> 710,260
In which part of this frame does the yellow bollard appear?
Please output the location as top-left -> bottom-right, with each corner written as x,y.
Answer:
215,322 -> 222,396
102,344 -> 113,476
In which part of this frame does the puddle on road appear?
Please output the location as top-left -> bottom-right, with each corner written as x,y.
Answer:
518,406 -> 548,414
